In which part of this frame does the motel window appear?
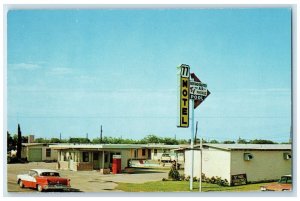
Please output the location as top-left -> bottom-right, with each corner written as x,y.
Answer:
104,153 -> 109,163
134,150 -> 138,158
46,148 -> 51,157
63,152 -> 67,161
154,149 -> 157,156
82,152 -> 89,162
142,149 -> 146,156
93,152 -> 99,161
110,153 -> 113,163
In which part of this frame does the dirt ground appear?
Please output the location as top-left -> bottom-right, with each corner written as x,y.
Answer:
6,162 -> 170,193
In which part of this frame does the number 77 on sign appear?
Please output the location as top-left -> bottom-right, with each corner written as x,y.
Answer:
177,64 -> 190,128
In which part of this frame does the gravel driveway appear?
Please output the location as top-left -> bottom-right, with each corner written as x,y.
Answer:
6,162 -> 169,193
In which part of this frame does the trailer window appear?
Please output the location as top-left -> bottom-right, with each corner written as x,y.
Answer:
82,152 -> 89,162
46,148 -> 51,157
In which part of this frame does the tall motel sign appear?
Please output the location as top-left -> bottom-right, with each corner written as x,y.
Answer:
177,64 -> 210,191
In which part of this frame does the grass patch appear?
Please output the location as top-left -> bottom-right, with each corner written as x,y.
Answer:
115,180 -> 271,192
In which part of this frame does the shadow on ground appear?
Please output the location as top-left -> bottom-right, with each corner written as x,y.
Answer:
126,168 -> 168,174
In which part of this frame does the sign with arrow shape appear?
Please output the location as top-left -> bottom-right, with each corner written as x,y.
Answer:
190,73 -> 210,109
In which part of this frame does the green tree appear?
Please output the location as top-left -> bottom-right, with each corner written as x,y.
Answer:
177,139 -> 188,144
237,137 -> 248,144
34,138 -> 50,143
140,135 -> 161,144
223,140 -> 235,144
92,137 -> 101,144
249,139 -> 277,144
163,137 -> 178,145
50,138 -> 61,143
22,136 -> 28,143
209,139 -> 219,144
17,124 -> 22,159
13,134 -> 18,144
69,138 -> 90,143
7,131 -> 15,147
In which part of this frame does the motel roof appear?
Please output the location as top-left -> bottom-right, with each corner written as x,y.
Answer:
201,143 -> 292,151
22,143 -> 59,147
49,143 -> 182,150
174,144 -> 292,151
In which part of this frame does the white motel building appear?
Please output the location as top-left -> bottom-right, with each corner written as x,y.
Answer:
184,144 -> 292,185
49,143 -> 182,172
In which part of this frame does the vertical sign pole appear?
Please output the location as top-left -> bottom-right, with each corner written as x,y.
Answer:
189,100 -> 194,191
199,135 -> 203,192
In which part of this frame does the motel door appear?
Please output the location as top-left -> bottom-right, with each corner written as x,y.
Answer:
69,159 -> 75,171
93,152 -> 100,170
69,153 -> 75,171
148,149 -> 151,159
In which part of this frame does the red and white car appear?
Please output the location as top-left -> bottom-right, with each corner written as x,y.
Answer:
17,169 -> 71,192
260,175 -> 292,191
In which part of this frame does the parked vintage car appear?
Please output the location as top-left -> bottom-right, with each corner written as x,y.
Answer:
260,175 -> 292,191
17,169 -> 71,192
161,153 -> 171,162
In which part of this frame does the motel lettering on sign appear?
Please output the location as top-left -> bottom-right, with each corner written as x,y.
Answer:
177,64 -> 190,128
180,77 -> 189,127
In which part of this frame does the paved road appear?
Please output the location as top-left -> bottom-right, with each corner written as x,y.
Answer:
6,162 -> 169,193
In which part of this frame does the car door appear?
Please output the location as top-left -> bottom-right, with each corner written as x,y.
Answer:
26,170 -> 38,188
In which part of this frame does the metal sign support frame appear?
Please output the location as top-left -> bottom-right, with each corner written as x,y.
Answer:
189,99 -> 195,191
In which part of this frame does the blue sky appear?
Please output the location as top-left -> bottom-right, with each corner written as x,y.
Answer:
7,8 -> 291,142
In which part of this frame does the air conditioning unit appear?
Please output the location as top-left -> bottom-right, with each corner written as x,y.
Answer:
283,153 -> 292,160
244,153 -> 253,161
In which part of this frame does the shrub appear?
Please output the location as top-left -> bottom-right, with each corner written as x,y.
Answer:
210,176 -> 216,184
168,168 -> 180,181
201,175 -> 230,186
219,179 -> 229,186
179,174 -> 185,181
215,176 -> 222,185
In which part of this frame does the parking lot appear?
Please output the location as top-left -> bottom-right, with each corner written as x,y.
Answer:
6,162 -> 170,193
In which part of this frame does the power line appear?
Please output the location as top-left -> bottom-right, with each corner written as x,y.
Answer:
8,115 -> 290,119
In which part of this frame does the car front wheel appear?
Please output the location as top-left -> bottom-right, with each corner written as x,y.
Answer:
19,180 -> 24,188
37,184 -> 43,192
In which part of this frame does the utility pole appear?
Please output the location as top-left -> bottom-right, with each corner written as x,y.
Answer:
100,125 -> 103,143
17,124 -> 22,160
289,125 -> 292,143
194,121 -> 202,192
198,122 -> 203,192
194,121 -> 198,144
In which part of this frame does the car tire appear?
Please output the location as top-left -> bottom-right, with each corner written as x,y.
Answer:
282,189 -> 290,192
19,180 -> 24,188
37,184 -> 43,192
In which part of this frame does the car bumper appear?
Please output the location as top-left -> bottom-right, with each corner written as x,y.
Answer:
44,185 -> 70,190
260,186 -> 267,191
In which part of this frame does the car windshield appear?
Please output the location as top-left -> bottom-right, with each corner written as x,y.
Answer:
278,176 -> 292,184
40,172 -> 60,177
